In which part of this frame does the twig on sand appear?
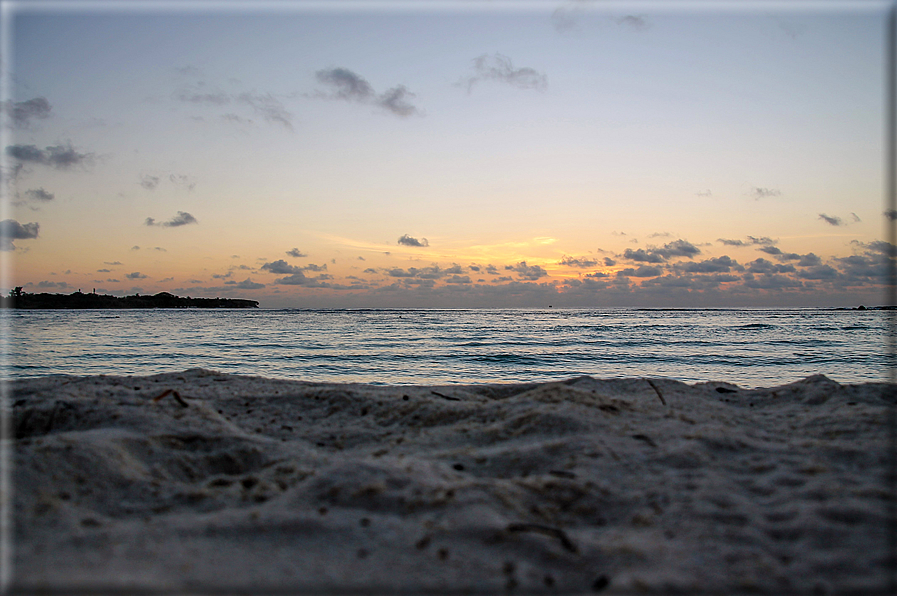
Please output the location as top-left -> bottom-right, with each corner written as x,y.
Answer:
644,379 -> 667,406
431,391 -> 461,401
152,388 -> 189,408
506,523 -> 578,553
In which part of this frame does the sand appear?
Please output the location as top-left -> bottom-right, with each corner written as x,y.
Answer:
9,369 -> 895,593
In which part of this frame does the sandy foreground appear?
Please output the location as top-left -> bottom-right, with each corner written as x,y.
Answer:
9,369 -> 895,594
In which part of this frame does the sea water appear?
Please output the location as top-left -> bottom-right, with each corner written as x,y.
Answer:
3,308 -> 891,387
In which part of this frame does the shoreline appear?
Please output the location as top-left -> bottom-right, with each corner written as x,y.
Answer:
10,369 -> 895,593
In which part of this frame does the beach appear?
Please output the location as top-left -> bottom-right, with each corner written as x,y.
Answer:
10,368 -> 895,593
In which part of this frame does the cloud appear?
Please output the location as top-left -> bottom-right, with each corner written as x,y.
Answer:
696,189 -> 712,197
378,86 -> 419,117
506,261 -> 547,280
6,143 -> 94,169
460,54 -> 547,93
286,248 -> 307,258
747,236 -> 777,246
603,257 -> 616,266
616,15 -> 650,30
0,219 -> 39,250
884,210 -> 897,221
140,174 -> 160,190
261,259 -> 302,274
169,173 -> 196,191
234,278 -> 264,290
33,280 -> 69,289
125,272 -> 148,279
5,97 -> 51,127
622,240 -> 699,263
559,255 -> 599,268
398,234 -> 429,247
145,211 -> 198,227
314,68 -> 420,117
717,238 -> 745,246
677,256 -> 742,273
618,265 -> 663,277
818,213 -> 843,226
750,187 -> 781,199
23,188 -> 54,202
237,92 -> 293,129
316,68 -> 375,100
851,213 -> 861,222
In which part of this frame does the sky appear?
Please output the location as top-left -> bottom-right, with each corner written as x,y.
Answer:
1,0 -> 894,308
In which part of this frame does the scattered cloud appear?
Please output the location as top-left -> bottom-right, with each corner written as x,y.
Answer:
750,187 -> 781,199
23,188 -> 54,202
851,213 -> 861,222
4,97 -> 52,128
459,54 -> 547,93
145,211 -> 198,227
314,68 -> 421,117
234,278 -> 264,290
616,15 -> 650,30
169,173 -> 196,191
140,174 -> 160,190
696,189 -> 712,197
506,261 -> 548,280
398,234 -> 429,247
261,259 -> 302,275
125,272 -> 148,280
286,248 -> 307,258
622,239 -> 700,263
559,255 -> 599,268
6,142 -> 94,169
0,219 -> 39,251
884,209 -> 897,221
818,213 -> 843,226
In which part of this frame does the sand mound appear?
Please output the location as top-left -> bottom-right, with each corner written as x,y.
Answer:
11,369 -> 895,593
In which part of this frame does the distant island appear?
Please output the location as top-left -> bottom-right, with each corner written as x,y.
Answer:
1,289 -> 259,309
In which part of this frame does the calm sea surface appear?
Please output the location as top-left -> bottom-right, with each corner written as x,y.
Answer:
3,308 -> 892,387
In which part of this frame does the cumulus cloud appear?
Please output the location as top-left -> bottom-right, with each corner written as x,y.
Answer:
314,68 -> 420,117
750,187 -> 781,199
818,213 -> 843,226
0,219 -> 39,251
4,97 -> 51,127
6,143 -> 94,169
398,234 -> 429,247
747,236 -> 777,246
506,261 -> 547,280
125,272 -> 148,279
460,54 -> 547,93
884,209 -> 897,221
286,248 -> 307,258
717,238 -> 745,246
234,278 -> 264,290
618,265 -> 663,277
145,211 -> 198,227
676,256 -> 742,273
559,255 -> 599,268
261,259 -> 302,275
603,257 -> 616,266
622,240 -> 699,263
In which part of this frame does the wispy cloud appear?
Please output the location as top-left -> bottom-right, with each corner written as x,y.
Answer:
750,187 -> 781,199
314,68 -> 421,117
459,54 -> 547,93
818,213 -> 843,226
3,97 -> 51,128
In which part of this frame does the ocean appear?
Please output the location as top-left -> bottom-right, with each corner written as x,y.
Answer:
4,307 -> 891,387
3,307 -> 892,387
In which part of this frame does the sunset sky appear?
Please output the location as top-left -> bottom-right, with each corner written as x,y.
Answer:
1,0 -> 893,308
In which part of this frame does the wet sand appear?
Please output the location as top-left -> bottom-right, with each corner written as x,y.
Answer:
10,369 -> 895,593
